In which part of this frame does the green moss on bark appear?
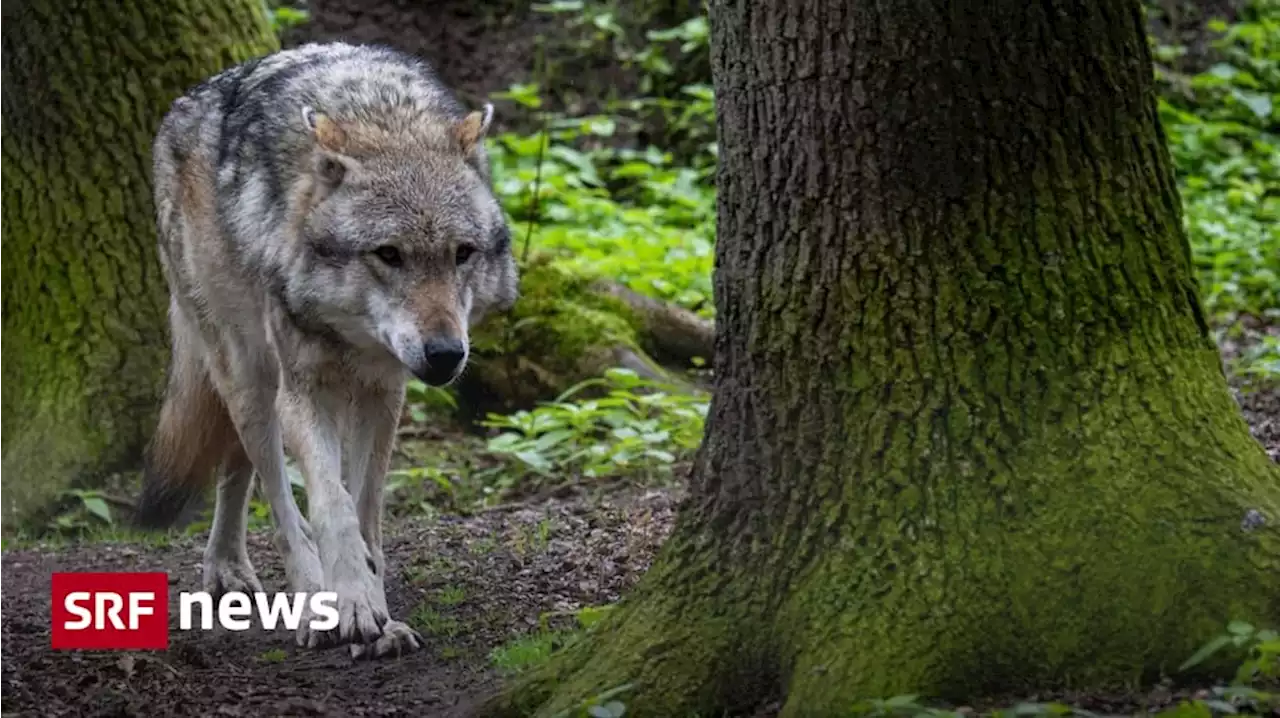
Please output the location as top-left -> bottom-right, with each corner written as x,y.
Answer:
460,257 -> 668,416
1,0 -> 278,527
472,257 -> 643,364
774,345 -> 1280,713
481,0 -> 1280,715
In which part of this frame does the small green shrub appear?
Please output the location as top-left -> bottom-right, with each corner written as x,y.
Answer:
480,368 -> 707,490
489,604 -> 618,674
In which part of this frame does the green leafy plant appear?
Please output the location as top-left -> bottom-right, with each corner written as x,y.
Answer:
1154,0 -> 1279,380
489,113 -> 716,317
480,368 -> 707,491
405,379 -> 459,423
1178,621 -> 1280,713
258,648 -> 288,663
268,3 -> 309,35
47,489 -> 115,533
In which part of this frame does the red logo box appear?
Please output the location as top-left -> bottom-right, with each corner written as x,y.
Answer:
51,572 -> 169,650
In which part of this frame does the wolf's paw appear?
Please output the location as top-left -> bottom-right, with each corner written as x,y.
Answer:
349,620 -> 425,660
297,569 -> 387,648
201,554 -> 264,599
295,609 -> 327,649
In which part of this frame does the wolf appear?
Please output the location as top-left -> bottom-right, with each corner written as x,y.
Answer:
134,42 -> 518,658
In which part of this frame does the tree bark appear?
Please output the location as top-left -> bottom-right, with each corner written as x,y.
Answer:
0,0 -> 278,525
480,0 -> 1280,715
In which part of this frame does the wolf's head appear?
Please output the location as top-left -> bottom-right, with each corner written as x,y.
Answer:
287,103 -> 519,386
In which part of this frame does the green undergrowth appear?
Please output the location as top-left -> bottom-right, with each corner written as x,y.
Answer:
371,368 -> 706,513
514,1 -> 716,167
490,604 -> 617,674
1154,0 -> 1280,381
486,1 -> 716,319
488,117 -> 715,318
479,368 -> 707,489
5,516 -> 165,548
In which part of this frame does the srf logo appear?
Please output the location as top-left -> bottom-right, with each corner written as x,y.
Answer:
51,572 -> 169,650
51,572 -> 341,650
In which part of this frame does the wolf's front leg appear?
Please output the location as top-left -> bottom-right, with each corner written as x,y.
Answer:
279,387 -> 388,648
344,383 -> 423,659
214,359 -> 325,605
202,446 -> 264,598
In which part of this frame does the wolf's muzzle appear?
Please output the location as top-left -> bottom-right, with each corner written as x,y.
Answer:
416,336 -> 466,386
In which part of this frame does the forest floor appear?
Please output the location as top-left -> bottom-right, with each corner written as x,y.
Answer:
0,486 -> 679,717
3,337 -> 1278,717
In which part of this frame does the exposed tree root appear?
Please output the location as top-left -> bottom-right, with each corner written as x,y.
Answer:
477,543 -> 775,718
457,257 -> 713,420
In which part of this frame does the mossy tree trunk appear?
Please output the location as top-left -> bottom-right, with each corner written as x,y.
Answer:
1,0 -> 278,526
482,0 -> 1280,715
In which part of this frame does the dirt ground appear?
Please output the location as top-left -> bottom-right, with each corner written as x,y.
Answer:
0,489 -> 679,717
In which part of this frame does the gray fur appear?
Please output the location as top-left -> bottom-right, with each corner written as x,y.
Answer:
137,43 -> 519,658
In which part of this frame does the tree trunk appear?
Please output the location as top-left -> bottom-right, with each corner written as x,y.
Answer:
481,0 -> 1280,715
0,0 -> 278,526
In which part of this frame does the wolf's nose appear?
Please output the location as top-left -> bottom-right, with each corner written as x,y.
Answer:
419,337 -> 466,385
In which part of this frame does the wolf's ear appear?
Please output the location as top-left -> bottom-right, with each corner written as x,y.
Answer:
453,103 -> 494,156
302,106 -> 348,152
302,106 -> 359,189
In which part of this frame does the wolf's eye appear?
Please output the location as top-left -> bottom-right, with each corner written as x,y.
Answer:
455,244 -> 477,266
374,246 -> 403,267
